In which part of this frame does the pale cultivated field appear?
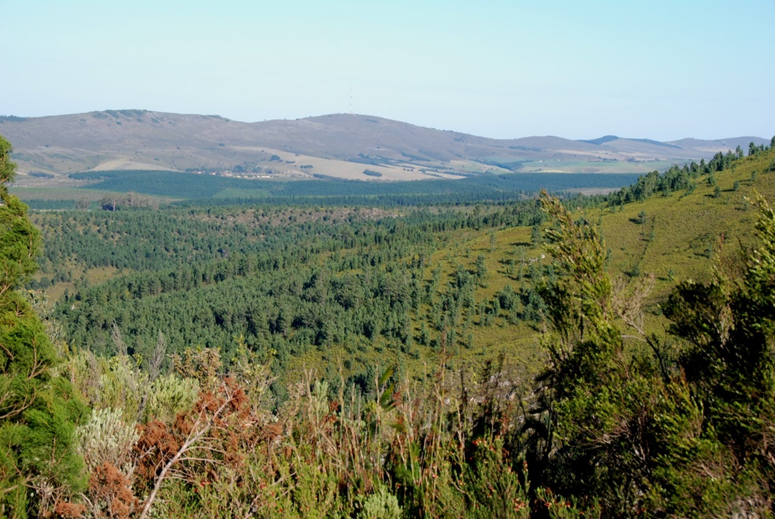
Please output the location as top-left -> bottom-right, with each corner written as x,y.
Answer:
229,147 -> 464,181
90,159 -> 178,171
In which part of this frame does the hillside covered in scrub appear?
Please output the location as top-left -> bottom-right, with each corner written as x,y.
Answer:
3,133 -> 775,517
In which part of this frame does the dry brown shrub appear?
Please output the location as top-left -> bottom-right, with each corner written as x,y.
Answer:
53,501 -> 86,519
86,462 -> 140,519
133,377 -> 254,518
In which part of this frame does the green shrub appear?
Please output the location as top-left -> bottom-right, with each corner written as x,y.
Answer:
143,373 -> 200,423
360,487 -> 402,519
75,407 -> 138,473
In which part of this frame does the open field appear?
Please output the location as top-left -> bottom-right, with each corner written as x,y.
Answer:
516,159 -> 677,174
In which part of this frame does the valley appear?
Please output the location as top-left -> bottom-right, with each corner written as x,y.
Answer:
29,142 -> 775,385
3,1 -> 773,515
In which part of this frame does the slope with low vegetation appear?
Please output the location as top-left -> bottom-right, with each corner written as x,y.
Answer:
2,110 -> 767,181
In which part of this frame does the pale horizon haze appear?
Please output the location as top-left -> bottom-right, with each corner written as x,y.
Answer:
1,0 -> 773,141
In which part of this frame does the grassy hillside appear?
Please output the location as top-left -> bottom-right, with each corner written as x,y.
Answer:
427,145 -> 775,357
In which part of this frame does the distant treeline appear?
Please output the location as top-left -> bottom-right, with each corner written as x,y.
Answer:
24,199 -> 80,210
67,169 -> 642,204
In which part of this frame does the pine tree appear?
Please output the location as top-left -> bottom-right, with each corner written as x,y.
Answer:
0,135 -> 88,516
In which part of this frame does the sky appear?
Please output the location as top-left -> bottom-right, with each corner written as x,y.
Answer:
1,0 -> 773,141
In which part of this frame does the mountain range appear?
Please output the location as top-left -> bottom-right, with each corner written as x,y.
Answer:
0,110 -> 767,185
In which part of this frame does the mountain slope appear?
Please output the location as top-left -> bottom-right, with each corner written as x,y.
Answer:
0,111 -> 768,184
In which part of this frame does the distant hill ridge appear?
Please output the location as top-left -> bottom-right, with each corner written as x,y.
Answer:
579,135 -> 682,149
0,109 -> 768,184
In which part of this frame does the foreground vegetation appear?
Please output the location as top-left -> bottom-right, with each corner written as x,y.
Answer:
2,134 -> 775,517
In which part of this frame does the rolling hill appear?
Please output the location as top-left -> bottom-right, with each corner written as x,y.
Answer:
0,110 -> 768,185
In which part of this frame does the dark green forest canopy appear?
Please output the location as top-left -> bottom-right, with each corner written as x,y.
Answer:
40,200 -> 550,373
67,169 -> 641,204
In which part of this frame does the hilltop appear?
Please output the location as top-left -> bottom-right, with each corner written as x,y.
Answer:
1,110 -> 767,184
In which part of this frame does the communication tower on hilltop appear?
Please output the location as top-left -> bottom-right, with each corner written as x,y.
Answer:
349,89 -> 353,115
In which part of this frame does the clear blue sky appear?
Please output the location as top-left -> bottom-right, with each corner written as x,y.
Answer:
1,0 -> 773,140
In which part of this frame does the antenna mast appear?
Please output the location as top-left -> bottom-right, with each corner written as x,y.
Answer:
349,89 -> 353,115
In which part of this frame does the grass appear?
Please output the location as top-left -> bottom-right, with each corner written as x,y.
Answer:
33,264 -> 123,308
